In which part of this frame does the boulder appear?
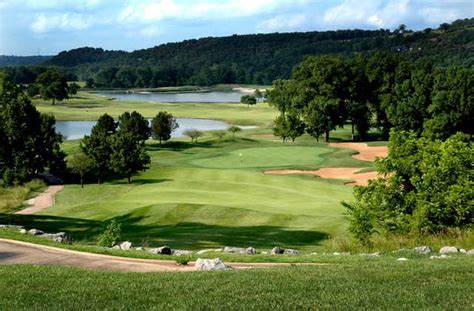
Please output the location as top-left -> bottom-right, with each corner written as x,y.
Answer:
172,250 -> 193,256
135,247 -> 145,251
195,258 -> 230,271
41,232 -> 71,243
148,246 -> 172,255
284,249 -> 300,255
224,247 -> 246,254
246,247 -> 256,255
467,249 -> 474,255
414,246 -> 432,254
19,229 -> 27,234
271,247 -> 284,255
0,224 -> 24,230
397,257 -> 408,261
27,229 -> 44,236
439,246 -> 458,254
119,241 -> 132,250
112,245 -> 121,249
459,249 -> 467,254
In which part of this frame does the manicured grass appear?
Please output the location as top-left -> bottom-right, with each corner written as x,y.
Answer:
34,92 -> 278,126
0,257 -> 472,310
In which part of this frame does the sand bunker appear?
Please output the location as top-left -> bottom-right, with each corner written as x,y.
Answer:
264,168 -> 378,186
329,142 -> 388,162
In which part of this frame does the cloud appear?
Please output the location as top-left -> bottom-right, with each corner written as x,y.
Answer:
257,14 -> 307,32
31,13 -> 94,33
139,25 -> 162,37
323,0 -> 474,29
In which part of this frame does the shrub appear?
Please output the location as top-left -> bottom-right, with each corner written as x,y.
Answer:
183,129 -> 203,143
97,220 -> 122,247
344,130 -> 473,243
227,126 -> 242,138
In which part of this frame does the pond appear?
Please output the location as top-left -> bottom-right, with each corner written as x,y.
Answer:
56,118 -> 232,140
97,91 -> 245,103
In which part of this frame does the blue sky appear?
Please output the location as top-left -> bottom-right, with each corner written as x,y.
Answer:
0,0 -> 473,55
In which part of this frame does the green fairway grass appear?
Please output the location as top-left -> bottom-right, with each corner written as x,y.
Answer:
0,257 -> 472,310
34,92 -> 278,126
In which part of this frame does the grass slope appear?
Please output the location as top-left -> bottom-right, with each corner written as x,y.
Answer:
0,258 -> 473,310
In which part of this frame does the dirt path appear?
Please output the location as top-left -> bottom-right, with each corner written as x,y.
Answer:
264,168 -> 378,186
0,239 -> 321,272
15,185 -> 64,215
329,142 -> 388,162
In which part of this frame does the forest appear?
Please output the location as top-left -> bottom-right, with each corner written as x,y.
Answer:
1,18 -> 473,87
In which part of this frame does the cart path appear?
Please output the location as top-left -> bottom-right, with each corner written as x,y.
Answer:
15,185 -> 64,215
0,239 -> 322,272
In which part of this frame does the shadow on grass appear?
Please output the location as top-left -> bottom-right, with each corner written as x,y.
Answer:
147,141 -> 216,152
0,213 -> 329,249
110,178 -> 173,185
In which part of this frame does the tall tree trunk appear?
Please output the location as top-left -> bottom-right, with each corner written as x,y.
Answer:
351,123 -> 355,142
128,176 -> 131,184
324,131 -> 330,143
52,98 -> 55,105
80,175 -> 84,188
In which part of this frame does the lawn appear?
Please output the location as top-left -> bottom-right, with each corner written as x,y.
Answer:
34,92 -> 278,126
0,257 -> 472,310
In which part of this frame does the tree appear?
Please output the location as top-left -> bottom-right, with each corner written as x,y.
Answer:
0,73 -> 65,185
344,131 -> 473,243
240,94 -> 257,107
267,79 -> 299,115
117,111 -> 151,142
304,98 -> 342,142
425,67 -> 473,139
109,131 -> 150,184
151,111 -> 179,145
273,113 -> 305,142
69,82 -> 80,96
212,131 -> 226,141
85,78 -> 95,88
183,129 -> 203,143
81,114 -> 117,184
254,89 -> 264,102
227,126 -> 242,138
36,69 -> 69,105
68,152 -> 92,188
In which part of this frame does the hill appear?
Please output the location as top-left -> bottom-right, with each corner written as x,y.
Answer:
0,55 -> 52,66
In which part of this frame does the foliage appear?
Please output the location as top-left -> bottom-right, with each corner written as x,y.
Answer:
212,130 -> 226,141
117,111 -> 151,142
97,220 -> 122,247
81,114 -> 117,184
36,69 -> 69,105
151,111 -> 179,144
183,129 -> 203,143
227,126 -> 242,138
68,82 -> 80,95
240,94 -> 257,107
0,73 -> 65,185
344,131 -> 473,243
273,113 -> 305,142
67,152 -> 93,188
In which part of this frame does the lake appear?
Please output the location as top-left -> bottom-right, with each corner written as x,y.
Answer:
97,91 -> 245,103
56,118 -> 232,140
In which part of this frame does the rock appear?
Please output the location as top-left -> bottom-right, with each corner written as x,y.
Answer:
224,247 -> 246,254
135,247 -> 145,251
0,224 -> 24,230
283,249 -> 300,255
172,249 -> 193,256
119,241 -> 132,250
459,248 -> 467,254
148,246 -> 172,255
40,232 -> 71,243
27,229 -> 44,236
196,248 -> 223,255
246,247 -> 256,255
414,246 -> 432,254
430,254 -> 450,259
195,258 -> 230,271
112,245 -> 121,249
19,229 -> 27,234
271,247 -> 284,255
467,249 -> 474,255
360,252 -> 380,257
397,257 -> 408,261
439,246 -> 458,254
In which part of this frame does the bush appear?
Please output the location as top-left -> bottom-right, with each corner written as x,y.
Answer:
183,129 -> 203,143
97,220 -> 122,247
344,130 -> 473,243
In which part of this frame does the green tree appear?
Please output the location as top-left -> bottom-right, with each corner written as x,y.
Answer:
151,111 -> 179,145
117,111 -> 151,142
425,67 -> 473,139
68,152 -> 93,188
81,114 -> 117,184
212,131 -> 226,141
0,73 -> 65,185
273,113 -> 305,142
109,131 -> 150,184
68,82 -> 80,96
344,131 -> 473,243
36,69 -> 69,105
304,98 -> 342,142
227,126 -> 242,138
267,79 -> 299,115
183,129 -> 203,143
240,94 -> 257,107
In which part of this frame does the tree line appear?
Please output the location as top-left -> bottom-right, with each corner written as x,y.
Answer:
267,52 -> 473,142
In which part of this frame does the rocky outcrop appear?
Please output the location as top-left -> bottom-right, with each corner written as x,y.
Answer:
439,246 -> 458,254
148,246 -> 172,255
195,258 -> 230,271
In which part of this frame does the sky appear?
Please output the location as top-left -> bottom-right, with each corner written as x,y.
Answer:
0,0 -> 472,55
